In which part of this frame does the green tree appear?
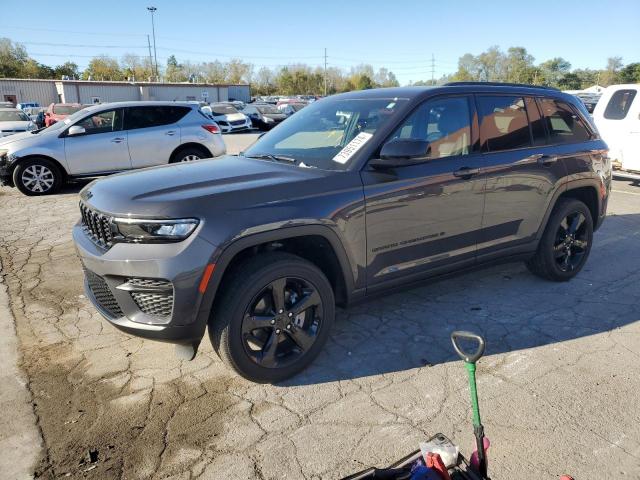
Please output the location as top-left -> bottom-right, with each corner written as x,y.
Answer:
82,56 -> 124,81
504,47 -> 535,83
121,53 -> 153,81
557,72 -> 582,90
619,62 -> 640,83
0,38 -> 29,77
601,56 -> 623,86
53,61 -> 80,79
539,57 -> 571,86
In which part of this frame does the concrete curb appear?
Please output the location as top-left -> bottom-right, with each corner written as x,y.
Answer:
0,271 -> 43,479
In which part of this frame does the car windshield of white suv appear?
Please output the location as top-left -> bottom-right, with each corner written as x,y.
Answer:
211,104 -> 238,115
0,110 -> 30,121
242,97 -> 408,170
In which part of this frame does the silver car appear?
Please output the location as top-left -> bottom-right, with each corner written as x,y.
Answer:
0,107 -> 36,138
0,101 -> 226,195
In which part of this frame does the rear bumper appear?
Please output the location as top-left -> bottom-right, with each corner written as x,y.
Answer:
73,222 -> 217,344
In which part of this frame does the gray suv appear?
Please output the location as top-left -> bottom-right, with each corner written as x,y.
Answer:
73,84 -> 611,383
0,101 -> 226,195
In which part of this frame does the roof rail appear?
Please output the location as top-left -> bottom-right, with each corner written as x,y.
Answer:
445,81 -> 559,91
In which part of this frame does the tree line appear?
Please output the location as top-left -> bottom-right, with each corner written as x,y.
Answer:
1,38 -> 638,95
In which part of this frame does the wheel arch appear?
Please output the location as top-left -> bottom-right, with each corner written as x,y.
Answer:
11,154 -> 68,179
169,143 -> 212,162
194,225 -> 357,333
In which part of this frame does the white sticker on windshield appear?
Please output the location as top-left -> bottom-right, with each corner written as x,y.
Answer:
332,132 -> 373,164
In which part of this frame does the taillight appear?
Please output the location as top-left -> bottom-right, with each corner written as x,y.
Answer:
202,124 -> 220,134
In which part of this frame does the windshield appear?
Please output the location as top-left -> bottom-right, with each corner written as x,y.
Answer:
243,97 -> 408,170
0,110 -> 30,121
53,105 -> 82,115
257,105 -> 280,114
211,104 -> 238,115
290,103 -> 305,112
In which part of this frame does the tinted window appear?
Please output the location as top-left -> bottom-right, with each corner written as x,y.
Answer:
525,97 -> 546,146
389,96 -> 471,159
539,98 -> 592,144
75,109 -> 121,135
603,89 -> 637,120
124,106 -> 190,130
0,110 -> 29,121
211,104 -> 238,115
477,96 -> 531,152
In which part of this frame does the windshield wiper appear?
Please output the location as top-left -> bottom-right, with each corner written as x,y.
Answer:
244,153 -> 298,164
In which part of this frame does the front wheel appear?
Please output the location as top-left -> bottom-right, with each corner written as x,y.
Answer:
526,198 -> 593,281
13,158 -> 63,196
209,252 -> 335,383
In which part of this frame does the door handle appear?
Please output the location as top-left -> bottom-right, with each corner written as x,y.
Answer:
537,155 -> 558,165
111,137 -> 125,143
166,130 -> 176,136
453,167 -> 480,178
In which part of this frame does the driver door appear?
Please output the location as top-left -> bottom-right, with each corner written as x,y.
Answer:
361,95 -> 486,289
64,108 -> 131,175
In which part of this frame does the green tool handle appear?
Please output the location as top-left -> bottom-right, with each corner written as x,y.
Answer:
465,362 -> 482,427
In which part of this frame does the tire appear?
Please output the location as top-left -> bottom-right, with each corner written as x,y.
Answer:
12,158 -> 63,196
169,146 -> 210,163
209,252 -> 335,383
526,198 -> 593,281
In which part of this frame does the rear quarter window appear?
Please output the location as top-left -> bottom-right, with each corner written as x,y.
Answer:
603,89 -> 637,120
539,98 -> 592,144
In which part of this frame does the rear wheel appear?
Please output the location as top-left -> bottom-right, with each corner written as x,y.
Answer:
209,252 -> 335,383
526,198 -> 593,281
169,146 -> 210,163
13,158 -> 63,196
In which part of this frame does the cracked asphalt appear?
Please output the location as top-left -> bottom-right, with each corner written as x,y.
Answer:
1,138 -> 639,479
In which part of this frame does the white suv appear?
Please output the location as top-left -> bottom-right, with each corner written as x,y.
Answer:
0,101 -> 226,195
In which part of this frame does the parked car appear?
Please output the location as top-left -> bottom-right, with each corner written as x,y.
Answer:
73,83 -> 610,383
0,101 -> 226,195
0,108 -> 37,138
44,103 -> 84,127
242,103 -> 287,130
201,103 -> 252,133
593,84 -> 639,176
22,106 -> 45,123
16,102 -> 40,110
278,102 -> 306,117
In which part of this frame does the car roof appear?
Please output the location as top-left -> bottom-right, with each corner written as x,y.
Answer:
87,101 -> 196,109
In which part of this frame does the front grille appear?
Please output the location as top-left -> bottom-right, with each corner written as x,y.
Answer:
84,269 -> 123,318
230,119 -> 246,126
127,278 -> 174,319
79,202 -> 113,249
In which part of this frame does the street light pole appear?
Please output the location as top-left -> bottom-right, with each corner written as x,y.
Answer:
147,6 -> 159,80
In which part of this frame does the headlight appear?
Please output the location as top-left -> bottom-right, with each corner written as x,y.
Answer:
264,116 -> 274,123
113,218 -> 199,243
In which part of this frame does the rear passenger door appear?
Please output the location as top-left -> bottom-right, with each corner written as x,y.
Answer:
124,106 -> 187,168
476,95 -> 567,256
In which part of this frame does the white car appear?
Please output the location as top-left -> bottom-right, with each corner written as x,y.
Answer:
0,101 -> 226,195
593,84 -> 640,176
201,103 -> 252,133
0,108 -> 36,138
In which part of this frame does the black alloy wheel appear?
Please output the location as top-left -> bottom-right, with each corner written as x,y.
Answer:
241,276 -> 322,369
553,211 -> 589,272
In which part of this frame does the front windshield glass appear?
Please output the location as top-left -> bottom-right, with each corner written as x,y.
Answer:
35,106 -> 98,132
0,110 -> 30,121
290,103 -> 305,112
211,104 -> 238,115
53,105 -> 82,115
257,105 -> 280,114
243,97 -> 408,170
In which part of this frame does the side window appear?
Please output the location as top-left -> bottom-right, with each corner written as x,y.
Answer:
603,89 -> 637,120
524,97 -> 546,146
75,110 -> 120,135
124,106 -> 190,130
389,97 -> 471,159
539,98 -> 592,144
477,96 -> 531,152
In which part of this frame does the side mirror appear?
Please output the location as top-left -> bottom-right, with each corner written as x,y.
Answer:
67,125 -> 86,136
369,138 -> 431,169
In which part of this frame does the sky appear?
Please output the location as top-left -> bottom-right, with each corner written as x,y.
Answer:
1,0 -> 639,85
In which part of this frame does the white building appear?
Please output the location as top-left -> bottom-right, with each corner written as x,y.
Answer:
0,78 -> 251,106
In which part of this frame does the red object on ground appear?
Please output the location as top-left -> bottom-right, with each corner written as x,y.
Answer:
425,452 -> 451,480
470,436 -> 491,471
559,476 -> 575,480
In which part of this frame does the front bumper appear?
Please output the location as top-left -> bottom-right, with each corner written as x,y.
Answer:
73,222 -> 217,344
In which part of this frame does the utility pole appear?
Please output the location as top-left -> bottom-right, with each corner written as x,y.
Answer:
147,6 -> 159,80
430,53 -> 435,85
324,48 -> 327,96
147,35 -> 154,81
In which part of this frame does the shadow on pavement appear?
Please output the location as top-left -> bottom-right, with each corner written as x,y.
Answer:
283,213 -> 640,386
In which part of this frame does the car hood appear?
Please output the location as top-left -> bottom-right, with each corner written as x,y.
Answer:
0,121 -> 32,130
214,113 -> 246,122
0,127 -> 60,149
80,155 -> 331,218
